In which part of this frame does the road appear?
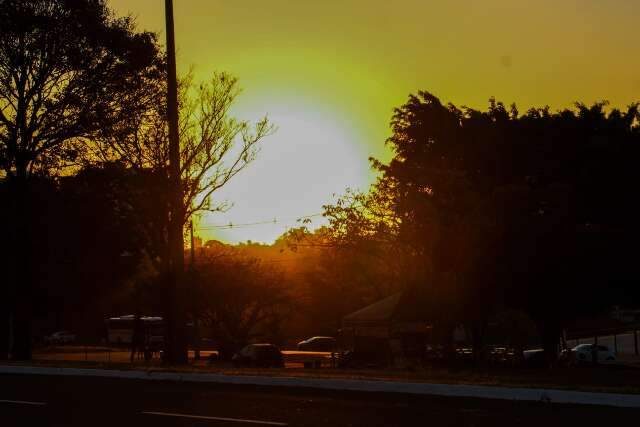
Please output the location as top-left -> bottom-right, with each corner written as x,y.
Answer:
1,374 -> 639,426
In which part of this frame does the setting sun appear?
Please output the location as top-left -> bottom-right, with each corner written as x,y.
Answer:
107,0 -> 640,244
199,94 -> 371,243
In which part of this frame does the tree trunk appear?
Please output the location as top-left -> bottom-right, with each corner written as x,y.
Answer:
11,293 -> 32,360
0,305 -> 9,360
540,322 -> 561,367
441,322 -> 456,365
10,176 -> 34,360
471,319 -> 488,366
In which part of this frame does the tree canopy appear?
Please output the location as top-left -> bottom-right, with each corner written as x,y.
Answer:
0,0 -> 161,178
322,92 -> 640,360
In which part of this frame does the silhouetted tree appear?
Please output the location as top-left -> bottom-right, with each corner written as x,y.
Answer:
94,71 -> 273,272
0,0 -> 160,178
0,164 -> 152,352
0,0 -> 162,359
277,225 -> 404,337
92,71 -> 272,364
322,92 -> 640,365
195,251 -> 292,359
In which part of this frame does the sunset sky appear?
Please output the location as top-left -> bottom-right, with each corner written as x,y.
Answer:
110,0 -> 640,244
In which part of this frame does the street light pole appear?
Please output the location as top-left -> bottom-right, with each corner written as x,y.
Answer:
165,0 -> 187,365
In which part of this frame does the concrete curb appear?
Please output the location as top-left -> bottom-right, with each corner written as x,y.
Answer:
2,365 -> 640,408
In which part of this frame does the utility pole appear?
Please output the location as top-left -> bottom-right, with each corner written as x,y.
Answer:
190,221 -> 196,264
165,0 -> 187,365
190,221 -> 200,360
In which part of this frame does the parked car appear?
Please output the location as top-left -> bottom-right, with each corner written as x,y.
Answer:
44,331 -> 76,345
297,336 -> 336,352
567,344 -> 617,364
232,344 -> 284,368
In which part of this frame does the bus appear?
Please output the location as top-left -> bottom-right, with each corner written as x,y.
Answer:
105,315 -> 164,346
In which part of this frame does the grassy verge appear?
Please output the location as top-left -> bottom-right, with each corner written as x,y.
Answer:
6,352 -> 640,395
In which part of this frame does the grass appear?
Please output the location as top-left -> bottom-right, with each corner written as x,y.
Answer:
7,347 -> 640,395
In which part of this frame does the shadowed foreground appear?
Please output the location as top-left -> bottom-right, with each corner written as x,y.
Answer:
1,374 -> 639,426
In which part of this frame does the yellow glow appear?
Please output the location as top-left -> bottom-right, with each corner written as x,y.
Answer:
109,0 -> 640,243
200,94 -> 370,243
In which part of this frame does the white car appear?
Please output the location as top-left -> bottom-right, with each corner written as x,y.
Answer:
45,330 -> 76,345
570,344 -> 616,364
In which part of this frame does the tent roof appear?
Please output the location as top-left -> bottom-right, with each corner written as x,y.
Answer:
343,293 -> 402,324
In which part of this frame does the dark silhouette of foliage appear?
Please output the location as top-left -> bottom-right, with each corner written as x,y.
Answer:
0,165 -> 151,353
194,249 -> 293,359
323,92 -> 640,363
0,0 -> 162,360
94,71 -> 273,222
0,0 -> 161,178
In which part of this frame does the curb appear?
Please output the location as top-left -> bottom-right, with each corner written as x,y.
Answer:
2,365 -> 640,408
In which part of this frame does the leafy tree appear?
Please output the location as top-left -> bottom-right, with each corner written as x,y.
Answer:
273,223 -> 407,341
195,250 -> 292,359
96,71 -> 273,272
0,0 -> 161,178
0,164 -> 152,356
322,92 -> 640,364
0,0 -> 162,360
36,165 -> 150,338
91,70 -> 272,364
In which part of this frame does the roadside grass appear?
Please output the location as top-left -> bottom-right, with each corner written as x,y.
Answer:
36,345 -> 113,354
10,347 -> 640,395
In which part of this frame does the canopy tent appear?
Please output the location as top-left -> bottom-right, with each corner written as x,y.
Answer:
341,289 -> 432,366
343,286 -> 435,337
343,293 -> 402,326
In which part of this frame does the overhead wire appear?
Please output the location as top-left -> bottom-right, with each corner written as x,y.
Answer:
197,213 -> 324,230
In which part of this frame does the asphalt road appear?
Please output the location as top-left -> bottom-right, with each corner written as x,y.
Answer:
1,374 -> 639,426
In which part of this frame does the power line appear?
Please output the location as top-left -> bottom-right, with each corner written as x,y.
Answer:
197,213 -> 324,230
197,219 -> 278,230
258,256 -> 318,264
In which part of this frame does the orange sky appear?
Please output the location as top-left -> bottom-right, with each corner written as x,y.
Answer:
110,0 -> 640,243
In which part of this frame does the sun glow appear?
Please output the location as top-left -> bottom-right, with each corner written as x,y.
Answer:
108,0 -> 640,243
197,93 -> 372,244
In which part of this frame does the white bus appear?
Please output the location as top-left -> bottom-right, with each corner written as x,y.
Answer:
106,315 -> 164,345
